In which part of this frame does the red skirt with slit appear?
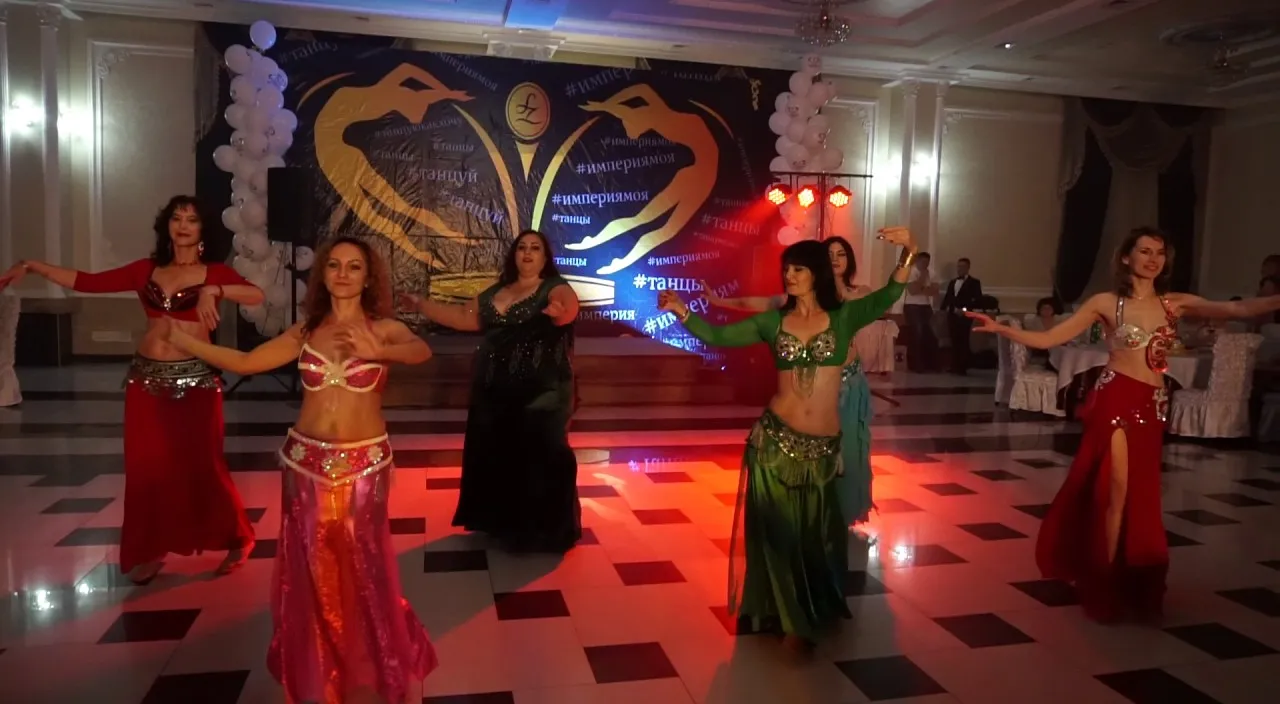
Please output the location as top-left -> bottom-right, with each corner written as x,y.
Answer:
120,357 -> 255,573
1035,368 -> 1169,623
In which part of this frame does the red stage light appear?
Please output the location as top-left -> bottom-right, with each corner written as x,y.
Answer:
765,183 -> 790,206
796,185 -> 817,208
827,186 -> 851,208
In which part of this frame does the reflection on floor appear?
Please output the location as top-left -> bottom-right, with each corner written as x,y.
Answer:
2,365 -> 1279,703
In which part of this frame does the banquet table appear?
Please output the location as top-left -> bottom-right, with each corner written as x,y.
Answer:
1047,344 -> 1210,391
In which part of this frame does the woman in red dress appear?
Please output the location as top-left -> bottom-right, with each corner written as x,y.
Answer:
0,195 -> 264,584
967,227 -> 1280,623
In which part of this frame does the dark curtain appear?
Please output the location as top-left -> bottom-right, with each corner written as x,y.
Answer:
1158,141 -> 1196,293
1054,129 -> 1111,303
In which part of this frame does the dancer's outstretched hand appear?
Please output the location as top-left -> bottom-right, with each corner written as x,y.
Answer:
876,226 -> 916,251
0,264 -> 26,291
542,299 -> 567,319
699,280 -> 723,306
965,311 -> 1001,333
657,290 -> 686,314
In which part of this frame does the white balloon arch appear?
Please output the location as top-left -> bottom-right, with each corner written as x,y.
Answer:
213,20 -> 314,337
767,54 -> 845,246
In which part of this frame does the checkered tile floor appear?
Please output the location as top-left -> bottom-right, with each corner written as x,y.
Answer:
2,365 -> 1279,703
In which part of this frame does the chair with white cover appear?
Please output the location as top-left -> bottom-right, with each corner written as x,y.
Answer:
1257,323 -> 1280,366
853,319 -> 900,373
1168,332 -> 1262,438
0,293 -> 21,407
1007,319 -> 1064,417
994,314 -> 1019,406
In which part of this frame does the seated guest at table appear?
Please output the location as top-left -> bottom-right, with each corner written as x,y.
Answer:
967,226 -> 1280,625
1026,297 -> 1063,332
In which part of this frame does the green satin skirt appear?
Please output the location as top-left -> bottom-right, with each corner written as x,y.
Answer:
728,410 -> 852,641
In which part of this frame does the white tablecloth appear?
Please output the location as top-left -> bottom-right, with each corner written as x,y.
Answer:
854,319 -> 899,373
1047,344 -> 1210,390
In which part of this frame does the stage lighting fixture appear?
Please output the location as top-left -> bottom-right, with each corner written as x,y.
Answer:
765,183 -> 790,206
796,185 -> 817,208
827,186 -> 851,208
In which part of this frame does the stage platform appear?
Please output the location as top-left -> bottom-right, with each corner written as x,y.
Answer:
382,335 -> 738,408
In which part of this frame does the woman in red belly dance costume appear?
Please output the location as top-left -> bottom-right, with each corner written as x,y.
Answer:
162,235 -> 436,704
0,195 -> 262,584
967,227 -> 1280,623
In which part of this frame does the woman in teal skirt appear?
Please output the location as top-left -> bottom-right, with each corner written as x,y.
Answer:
659,228 -> 915,652
703,237 -> 878,527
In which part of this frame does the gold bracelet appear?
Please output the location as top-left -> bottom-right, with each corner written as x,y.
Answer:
678,308 -> 691,323
897,248 -> 916,271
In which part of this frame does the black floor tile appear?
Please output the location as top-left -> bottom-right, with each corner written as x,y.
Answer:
389,517 -> 427,535
424,550 -> 489,573
887,452 -> 941,464
934,613 -> 1035,648
1204,493 -> 1271,508
578,527 -> 600,546
55,527 -> 121,547
1165,530 -> 1202,548
423,693 -> 517,704
645,472 -> 693,484
1238,478 -> 1280,491
248,539 -> 277,559
1216,587 -> 1280,617
834,655 -> 948,700
614,561 -> 686,586
1096,668 -> 1223,704
1016,458 -> 1060,469
876,498 -> 923,514
972,469 -> 1024,482
1010,579 -> 1079,607
577,484 -> 620,498
99,609 -> 202,643
583,642 -> 678,684
493,590 -> 570,620
1164,623 -> 1278,660
426,477 -> 462,490
1167,510 -> 1240,526
844,570 -> 889,597
881,544 -> 968,568
957,522 -> 1028,541
40,497 -> 114,514
141,670 -> 249,704
29,471 -> 102,487
632,509 -> 691,525
920,482 -> 978,497
244,507 -> 267,523
1014,503 -> 1052,520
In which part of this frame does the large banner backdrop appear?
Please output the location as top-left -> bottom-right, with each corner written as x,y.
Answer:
198,26 -> 790,352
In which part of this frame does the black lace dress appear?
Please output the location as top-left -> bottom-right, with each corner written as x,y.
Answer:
452,276 -> 582,552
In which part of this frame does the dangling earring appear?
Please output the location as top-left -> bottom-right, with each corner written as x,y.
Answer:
197,241 -> 205,256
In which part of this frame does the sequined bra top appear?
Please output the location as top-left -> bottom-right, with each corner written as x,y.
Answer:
297,344 -> 387,393
1108,295 -> 1179,373
143,280 -> 202,314
774,327 -> 840,370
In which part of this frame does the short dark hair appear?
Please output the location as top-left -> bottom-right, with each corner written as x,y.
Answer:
958,257 -> 970,265
780,240 -> 842,313
1035,297 -> 1062,315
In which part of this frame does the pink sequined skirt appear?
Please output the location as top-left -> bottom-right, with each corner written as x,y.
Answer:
268,429 -> 437,704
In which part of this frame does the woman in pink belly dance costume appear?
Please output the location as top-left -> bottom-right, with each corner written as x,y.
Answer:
967,227 -> 1280,623
162,236 -> 437,703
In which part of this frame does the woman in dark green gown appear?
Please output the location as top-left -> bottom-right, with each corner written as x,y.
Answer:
400,230 -> 582,552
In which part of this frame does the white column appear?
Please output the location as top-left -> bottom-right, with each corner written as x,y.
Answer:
927,82 -> 949,257
897,80 -> 918,225
0,3 -> 11,271
38,3 -> 61,295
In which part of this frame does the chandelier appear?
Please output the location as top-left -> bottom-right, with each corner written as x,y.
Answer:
785,0 -> 858,47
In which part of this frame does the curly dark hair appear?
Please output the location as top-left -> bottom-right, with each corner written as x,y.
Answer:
780,240 -> 842,313
1112,226 -> 1175,298
825,236 -> 857,290
301,236 -> 393,335
498,230 -> 561,286
151,195 -> 223,265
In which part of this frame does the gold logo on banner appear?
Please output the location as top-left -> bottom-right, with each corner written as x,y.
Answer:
309,64 -> 729,302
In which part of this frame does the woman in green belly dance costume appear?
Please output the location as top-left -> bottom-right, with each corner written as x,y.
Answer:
703,236 -> 878,530
658,227 -> 915,652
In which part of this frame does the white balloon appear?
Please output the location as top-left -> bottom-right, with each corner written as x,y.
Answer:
249,168 -> 270,194
222,206 -> 244,233
230,76 -> 257,105
791,156 -> 810,172
224,104 -> 247,130
801,53 -> 823,75
787,95 -> 813,119
788,71 -> 813,98
229,130 -> 248,151
809,114 -> 831,133
249,20 -> 278,51
774,92 -> 793,113
781,199 -> 807,227
245,230 -> 272,261
767,112 -> 790,136
269,70 -> 289,92
786,143 -> 809,162
821,147 -> 845,171
266,132 -> 293,156
775,136 -> 796,157
213,145 -> 239,172
786,120 -> 807,144
241,200 -> 268,229
232,255 -> 258,279
769,155 -> 790,173
270,110 -> 297,134
250,56 -> 279,89
245,107 -> 272,135
240,304 -> 267,325
243,132 -> 269,158
807,82 -> 830,107
231,185 -> 254,208
265,283 -> 289,308
256,87 -> 284,111
233,157 -> 260,182
777,226 -> 801,246
294,246 -> 315,272
224,45 -> 252,75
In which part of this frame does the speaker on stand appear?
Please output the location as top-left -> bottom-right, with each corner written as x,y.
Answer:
225,167 -> 314,398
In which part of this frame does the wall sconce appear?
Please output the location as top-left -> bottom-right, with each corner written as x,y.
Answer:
911,155 -> 935,185
6,97 -> 43,134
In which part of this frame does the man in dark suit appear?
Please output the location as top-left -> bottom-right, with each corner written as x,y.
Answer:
941,257 -> 982,375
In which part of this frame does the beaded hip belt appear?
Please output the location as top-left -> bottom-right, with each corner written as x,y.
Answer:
126,356 -> 219,399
